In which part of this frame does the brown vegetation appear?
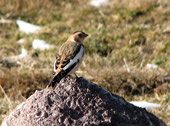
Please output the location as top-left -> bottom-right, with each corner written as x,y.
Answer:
0,0 -> 170,124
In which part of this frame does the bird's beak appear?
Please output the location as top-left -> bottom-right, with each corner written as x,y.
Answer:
84,33 -> 88,37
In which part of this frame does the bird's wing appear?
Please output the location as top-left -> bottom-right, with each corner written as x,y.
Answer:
49,42 -> 84,88
53,42 -> 81,75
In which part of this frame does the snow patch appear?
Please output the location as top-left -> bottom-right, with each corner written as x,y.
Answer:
1,120 -> 7,126
32,39 -> 52,50
17,38 -> 25,44
146,64 -> 158,69
16,20 -> 42,34
5,48 -> 28,60
0,18 -> 12,24
90,0 -> 108,8
18,48 -> 28,58
163,26 -> 170,34
130,101 -> 161,110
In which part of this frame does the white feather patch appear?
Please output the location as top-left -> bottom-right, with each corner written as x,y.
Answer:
53,60 -> 57,72
63,45 -> 84,71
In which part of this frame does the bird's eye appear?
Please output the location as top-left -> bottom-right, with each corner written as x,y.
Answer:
78,34 -> 82,37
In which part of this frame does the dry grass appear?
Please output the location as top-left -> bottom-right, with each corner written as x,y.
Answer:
0,0 -> 170,125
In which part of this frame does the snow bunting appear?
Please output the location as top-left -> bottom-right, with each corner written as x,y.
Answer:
48,31 -> 88,88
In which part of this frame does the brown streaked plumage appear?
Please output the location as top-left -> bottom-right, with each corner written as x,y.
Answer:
48,31 -> 88,88
54,42 -> 81,75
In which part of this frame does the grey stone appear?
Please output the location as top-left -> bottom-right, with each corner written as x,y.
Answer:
2,76 -> 166,126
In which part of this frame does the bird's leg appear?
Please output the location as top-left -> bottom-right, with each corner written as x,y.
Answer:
74,73 -> 78,78
74,72 -> 80,82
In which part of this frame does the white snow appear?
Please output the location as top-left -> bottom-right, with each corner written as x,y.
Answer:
142,24 -> 150,29
146,64 -> 158,69
18,48 -> 28,58
163,26 -> 170,33
16,20 -> 42,34
32,39 -> 52,50
0,18 -> 12,24
90,0 -> 108,8
17,38 -> 25,44
5,48 -> 28,61
130,101 -> 161,110
1,120 -> 8,126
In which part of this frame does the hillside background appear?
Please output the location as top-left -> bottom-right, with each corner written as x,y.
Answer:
0,0 -> 170,125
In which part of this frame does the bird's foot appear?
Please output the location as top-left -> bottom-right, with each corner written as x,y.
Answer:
47,77 -> 58,89
74,73 -> 78,78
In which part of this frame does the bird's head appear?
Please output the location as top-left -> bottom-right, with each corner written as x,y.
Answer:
68,31 -> 88,43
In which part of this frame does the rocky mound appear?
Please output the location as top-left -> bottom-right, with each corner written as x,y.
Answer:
2,76 -> 166,126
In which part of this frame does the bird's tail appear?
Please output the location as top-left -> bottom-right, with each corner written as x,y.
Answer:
48,59 -> 78,88
48,70 -> 66,88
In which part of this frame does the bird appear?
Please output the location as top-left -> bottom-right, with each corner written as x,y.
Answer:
48,31 -> 88,88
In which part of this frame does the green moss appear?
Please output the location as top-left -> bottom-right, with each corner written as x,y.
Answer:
162,42 -> 170,53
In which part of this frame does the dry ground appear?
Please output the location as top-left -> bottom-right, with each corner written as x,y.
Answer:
0,0 -> 170,125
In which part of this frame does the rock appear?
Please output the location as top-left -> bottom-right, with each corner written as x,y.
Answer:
2,76 -> 166,126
